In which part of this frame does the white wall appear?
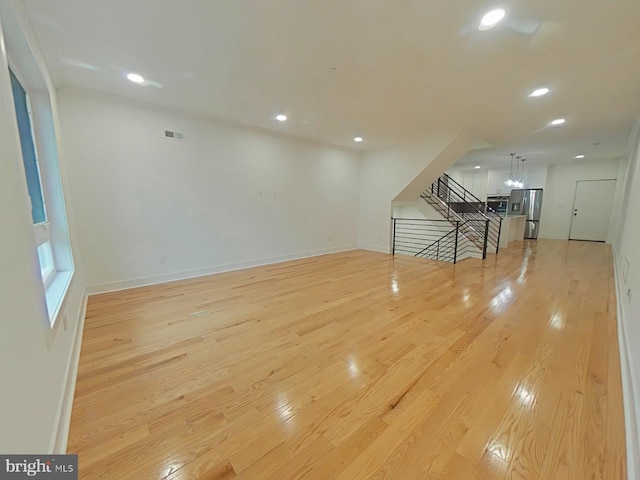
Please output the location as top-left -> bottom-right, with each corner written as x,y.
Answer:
358,131 -> 475,252
0,0 -> 84,453
614,118 -> 640,478
393,200 -> 461,242
58,90 -> 361,290
540,158 -> 622,241
392,202 -> 427,220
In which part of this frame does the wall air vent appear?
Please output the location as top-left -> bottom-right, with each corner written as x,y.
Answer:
164,130 -> 184,140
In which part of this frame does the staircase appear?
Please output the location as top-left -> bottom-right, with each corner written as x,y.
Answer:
422,174 -> 503,254
392,174 -> 503,263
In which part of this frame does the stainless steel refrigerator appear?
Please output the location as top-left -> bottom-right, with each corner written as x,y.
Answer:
508,189 -> 544,239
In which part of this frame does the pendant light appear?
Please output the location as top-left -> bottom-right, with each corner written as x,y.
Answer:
518,158 -> 527,188
504,153 -> 516,188
504,153 -> 528,189
515,156 -> 523,188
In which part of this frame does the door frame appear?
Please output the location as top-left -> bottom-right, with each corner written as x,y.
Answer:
568,178 -> 617,242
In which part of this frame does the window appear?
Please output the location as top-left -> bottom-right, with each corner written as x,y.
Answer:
3,0 -> 75,327
6,56 -> 74,327
9,69 -> 56,287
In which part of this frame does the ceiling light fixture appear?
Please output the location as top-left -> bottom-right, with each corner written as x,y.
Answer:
354,137 -> 364,143
275,114 -> 287,122
529,87 -> 549,97
550,118 -> 566,126
479,8 -> 506,30
475,165 -> 481,169
126,72 -> 146,84
504,154 -> 526,189
574,154 -> 585,159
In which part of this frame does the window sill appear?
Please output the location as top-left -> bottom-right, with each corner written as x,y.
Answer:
45,269 -> 74,328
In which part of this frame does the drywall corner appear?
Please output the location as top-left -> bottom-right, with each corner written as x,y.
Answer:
394,130 -> 478,201
613,245 -> 640,479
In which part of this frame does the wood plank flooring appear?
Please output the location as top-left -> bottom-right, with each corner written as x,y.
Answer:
68,240 -> 626,479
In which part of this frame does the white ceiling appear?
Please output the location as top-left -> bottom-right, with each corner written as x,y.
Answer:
455,127 -> 632,170
22,0 -> 640,160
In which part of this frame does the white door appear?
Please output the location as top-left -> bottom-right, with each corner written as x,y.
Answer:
569,180 -> 617,242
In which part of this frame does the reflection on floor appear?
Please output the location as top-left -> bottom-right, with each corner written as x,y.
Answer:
69,240 -> 626,479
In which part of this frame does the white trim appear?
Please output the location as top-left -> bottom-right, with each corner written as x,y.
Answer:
612,244 -> 639,479
34,222 -> 50,246
86,246 -> 359,295
41,266 -> 55,287
358,245 -> 390,254
50,289 -> 87,453
45,270 -> 74,327
539,234 -> 568,240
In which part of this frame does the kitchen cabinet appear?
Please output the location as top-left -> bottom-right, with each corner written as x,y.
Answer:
499,215 -> 527,248
487,172 -> 511,195
471,175 -> 488,200
447,170 -> 488,200
487,168 -> 547,195
448,167 -> 546,199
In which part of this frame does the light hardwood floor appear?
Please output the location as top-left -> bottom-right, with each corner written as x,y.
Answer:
68,240 -> 626,479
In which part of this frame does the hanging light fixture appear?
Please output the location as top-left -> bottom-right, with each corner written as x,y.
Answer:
504,153 -> 516,188
514,156 -> 522,189
504,154 -> 527,189
512,157 -> 527,189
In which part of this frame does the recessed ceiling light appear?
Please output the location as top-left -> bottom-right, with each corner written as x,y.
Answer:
479,8 -> 506,30
354,137 -> 364,143
550,118 -> 566,126
574,155 -> 585,159
126,72 -> 146,84
475,165 -> 481,169
275,114 -> 287,122
529,87 -> 549,97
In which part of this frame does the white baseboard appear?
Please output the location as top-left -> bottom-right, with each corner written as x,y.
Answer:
85,245 -> 359,295
359,244 -> 391,254
539,234 -> 568,240
51,289 -> 88,454
612,245 -> 639,479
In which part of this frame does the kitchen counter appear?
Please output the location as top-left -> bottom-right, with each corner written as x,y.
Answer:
499,215 -> 527,249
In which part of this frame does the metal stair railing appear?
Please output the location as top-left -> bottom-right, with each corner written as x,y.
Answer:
421,173 -> 503,256
392,218 -> 490,263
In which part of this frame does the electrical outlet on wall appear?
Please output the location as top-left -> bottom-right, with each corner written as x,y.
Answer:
159,255 -> 166,265
329,236 -> 332,242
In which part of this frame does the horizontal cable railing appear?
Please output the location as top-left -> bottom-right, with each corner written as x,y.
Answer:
420,173 -> 503,257
392,218 -> 489,264
392,218 -> 456,259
